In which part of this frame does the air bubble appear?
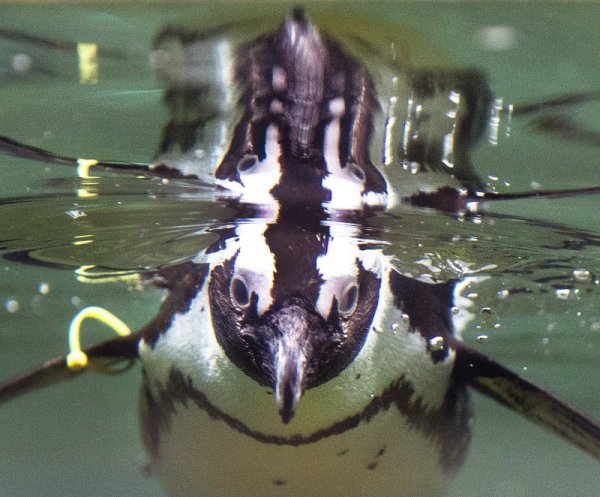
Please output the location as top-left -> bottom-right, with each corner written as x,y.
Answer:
476,334 -> 488,343
12,53 -> 33,73
37,282 -> 50,295
5,298 -> 19,313
555,288 -> 571,300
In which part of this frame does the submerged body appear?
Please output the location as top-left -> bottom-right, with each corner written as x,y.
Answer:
138,220 -> 472,496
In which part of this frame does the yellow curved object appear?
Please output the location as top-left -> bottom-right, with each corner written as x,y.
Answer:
66,306 -> 132,371
76,158 -> 99,178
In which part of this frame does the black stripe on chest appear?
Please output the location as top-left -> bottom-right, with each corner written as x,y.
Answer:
141,367 -> 471,473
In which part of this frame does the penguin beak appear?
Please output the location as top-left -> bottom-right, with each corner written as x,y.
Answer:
270,303 -> 311,424
275,340 -> 306,424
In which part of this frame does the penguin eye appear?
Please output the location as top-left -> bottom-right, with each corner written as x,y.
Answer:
230,276 -> 251,308
338,282 -> 358,317
237,154 -> 259,174
347,163 -> 366,183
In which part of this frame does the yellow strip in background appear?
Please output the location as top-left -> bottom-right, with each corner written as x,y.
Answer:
77,42 -> 98,84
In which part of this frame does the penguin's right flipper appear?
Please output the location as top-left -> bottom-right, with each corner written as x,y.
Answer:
0,332 -> 141,407
453,342 -> 600,461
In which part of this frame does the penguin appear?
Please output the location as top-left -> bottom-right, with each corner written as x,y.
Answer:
135,211 -> 474,497
1,7 -> 600,497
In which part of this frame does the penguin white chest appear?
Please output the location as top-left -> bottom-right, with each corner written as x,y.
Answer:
149,398 -> 455,497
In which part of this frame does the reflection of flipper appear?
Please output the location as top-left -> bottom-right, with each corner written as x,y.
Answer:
512,90 -> 600,148
454,342 -> 600,460
512,90 -> 600,117
0,28 -> 128,60
0,135 -> 198,180
530,114 -> 600,148
407,185 -> 600,214
0,332 -> 140,407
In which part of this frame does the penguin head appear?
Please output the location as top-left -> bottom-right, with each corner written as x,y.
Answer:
207,223 -> 381,423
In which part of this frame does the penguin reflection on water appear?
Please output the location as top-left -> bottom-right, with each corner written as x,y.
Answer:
2,8 -> 600,497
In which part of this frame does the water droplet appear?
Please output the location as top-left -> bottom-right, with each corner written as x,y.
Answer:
409,162 -> 421,175
37,282 -> 50,295
497,289 -> 510,299
5,298 -> 19,313
427,336 -> 445,352
66,209 -> 86,219
572,268 -> 591,282
12,53 -> 33,73
477,25 -> 518,51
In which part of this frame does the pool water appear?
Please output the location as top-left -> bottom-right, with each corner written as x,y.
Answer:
0,2 -> 599,497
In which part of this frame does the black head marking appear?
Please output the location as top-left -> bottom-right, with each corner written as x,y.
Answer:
388,270 -> 456,362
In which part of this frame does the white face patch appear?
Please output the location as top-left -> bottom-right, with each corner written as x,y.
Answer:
322,116 -> 366,211
315,223 -> 361,319
231,221 -> 276,316
216,124 -> 282,206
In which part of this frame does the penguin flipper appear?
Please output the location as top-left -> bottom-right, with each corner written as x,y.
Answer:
0,135 -> 198,180
0,332 -> 140,407
453,342 -> 600,460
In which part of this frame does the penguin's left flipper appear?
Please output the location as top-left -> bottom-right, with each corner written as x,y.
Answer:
453,341 -> 600,460
0,332 -> 140,407
0,135 -> 199,181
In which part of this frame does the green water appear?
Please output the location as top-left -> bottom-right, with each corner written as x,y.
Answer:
0,2 -> 599,497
